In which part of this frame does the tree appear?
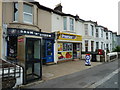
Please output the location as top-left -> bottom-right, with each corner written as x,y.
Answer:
113,46 -> 120,52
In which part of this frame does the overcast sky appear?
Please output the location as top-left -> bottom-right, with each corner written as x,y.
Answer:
37,0 -> 119,33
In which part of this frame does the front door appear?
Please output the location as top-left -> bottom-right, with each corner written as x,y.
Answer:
25,38 -> 42,84
45,40 -> 54,63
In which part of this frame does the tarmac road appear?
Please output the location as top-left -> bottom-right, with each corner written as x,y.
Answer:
23,60 -> 119,88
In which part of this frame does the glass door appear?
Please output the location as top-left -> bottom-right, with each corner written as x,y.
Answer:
45,40 -> 54,63
25,38 -> 42,83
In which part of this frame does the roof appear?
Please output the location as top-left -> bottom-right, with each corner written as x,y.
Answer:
30,1 -> 85,22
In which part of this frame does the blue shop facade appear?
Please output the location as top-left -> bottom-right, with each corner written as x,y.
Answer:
6,28 -> 55,64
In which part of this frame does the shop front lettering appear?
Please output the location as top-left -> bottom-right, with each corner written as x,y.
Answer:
8,29 -> 54,38
61,34 -> 76,39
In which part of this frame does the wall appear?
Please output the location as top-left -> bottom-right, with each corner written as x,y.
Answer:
51,13 -> 63,32
38,9 -> 52,33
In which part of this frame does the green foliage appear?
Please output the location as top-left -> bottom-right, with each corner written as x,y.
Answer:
113,46 -> 120,52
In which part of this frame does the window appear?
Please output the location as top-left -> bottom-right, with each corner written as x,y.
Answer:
84,24 -> 88,35
101,42 -> 103,49
96,29 -> 99,37
101,29 -> 103,38
96,42 -> 99,49
91,25 -> 94,36
63,17 -> 67,30
106,32 -> 108,39
91,41 -> 94,52
85,40 -> 88,52
70,18 -> 74,31
106,44 -> 109,51
23,3 -> 33,24
14,2 -> 18,21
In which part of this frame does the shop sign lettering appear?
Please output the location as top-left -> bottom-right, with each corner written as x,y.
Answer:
61,34 -> 76,39
8,28 -> 54,38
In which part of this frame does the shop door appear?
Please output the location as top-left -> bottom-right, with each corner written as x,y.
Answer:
25,38 -> 42,84
73,43 -> 80,59
45,40 -> 54,63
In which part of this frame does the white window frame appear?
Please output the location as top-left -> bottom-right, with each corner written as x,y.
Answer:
84,24 -> 88,35
69,18 -> 74,31
13,2 -> 18,22
63,17 -> 67,30
23,3 -> 33,24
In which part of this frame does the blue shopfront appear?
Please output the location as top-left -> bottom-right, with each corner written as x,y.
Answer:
7,28 -> 55,64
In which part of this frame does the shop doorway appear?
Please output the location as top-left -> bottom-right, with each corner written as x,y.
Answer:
73,43 -> 80,59
45,40 -> 54,63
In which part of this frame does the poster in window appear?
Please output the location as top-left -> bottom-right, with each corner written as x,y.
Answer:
58,43 -> 63,51
58,52 -> 72,60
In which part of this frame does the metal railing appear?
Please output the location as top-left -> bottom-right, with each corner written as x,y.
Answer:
0,59 -> 21,90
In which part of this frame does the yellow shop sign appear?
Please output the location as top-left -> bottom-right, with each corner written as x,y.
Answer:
57,32 -> 82,41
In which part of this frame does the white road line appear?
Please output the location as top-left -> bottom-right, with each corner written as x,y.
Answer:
86,68 -> 120,88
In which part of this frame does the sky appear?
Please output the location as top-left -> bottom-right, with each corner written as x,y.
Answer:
37,0 -> 119,33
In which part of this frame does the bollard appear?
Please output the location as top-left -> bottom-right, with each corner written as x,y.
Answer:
85,54 -> 91,66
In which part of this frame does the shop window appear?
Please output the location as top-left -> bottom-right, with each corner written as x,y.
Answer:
85,40 -> 88,52
63,17 -> 67,30
70,18 -> 74,31
58,43 -> 73,60
23,3 -> 33,24
14,2 -> 18,21
7,36 -> 17,59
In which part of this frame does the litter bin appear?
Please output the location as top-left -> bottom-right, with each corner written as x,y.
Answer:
91,52 -> 97,62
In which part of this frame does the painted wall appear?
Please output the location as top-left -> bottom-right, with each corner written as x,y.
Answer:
51,13 -> 63,32
38,9 -> 52,33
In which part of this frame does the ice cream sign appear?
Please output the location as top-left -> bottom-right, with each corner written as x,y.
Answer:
61,34 -> 76,39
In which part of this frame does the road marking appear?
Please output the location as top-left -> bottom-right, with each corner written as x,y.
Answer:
85,68 -> 120,88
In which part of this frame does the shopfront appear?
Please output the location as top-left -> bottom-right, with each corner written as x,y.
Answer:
57,32 -> 82,62
6,28 -> 55,64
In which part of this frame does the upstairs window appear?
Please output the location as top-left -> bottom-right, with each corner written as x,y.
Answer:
96,29 -> 99,37
84,24 -> 88,35
23,3 -> 33,24
106,32 -> 108,39
101,29 -> 103,38
70,18 -> 74,31
63,17 -> 67,30
14,2 -> 18,21
91,25 -> 94,36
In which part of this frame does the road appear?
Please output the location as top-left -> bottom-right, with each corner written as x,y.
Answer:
23,60 -> 119,89
96,71 -> 119,88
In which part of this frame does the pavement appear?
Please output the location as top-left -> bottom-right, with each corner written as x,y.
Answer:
42,59 -> 103,81
22,59 -> 118,88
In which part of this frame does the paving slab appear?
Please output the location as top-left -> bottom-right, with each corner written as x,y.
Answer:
42,60 -> 102,80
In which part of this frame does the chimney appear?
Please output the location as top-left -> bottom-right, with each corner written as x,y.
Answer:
54,3 -> 62,12
75,14 -> 79,21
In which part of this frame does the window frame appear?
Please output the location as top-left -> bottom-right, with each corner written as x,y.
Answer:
69,18 -> 74,31
13,2 -> 18,22
23,3 -> 33,24
63,17 -> 67,30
